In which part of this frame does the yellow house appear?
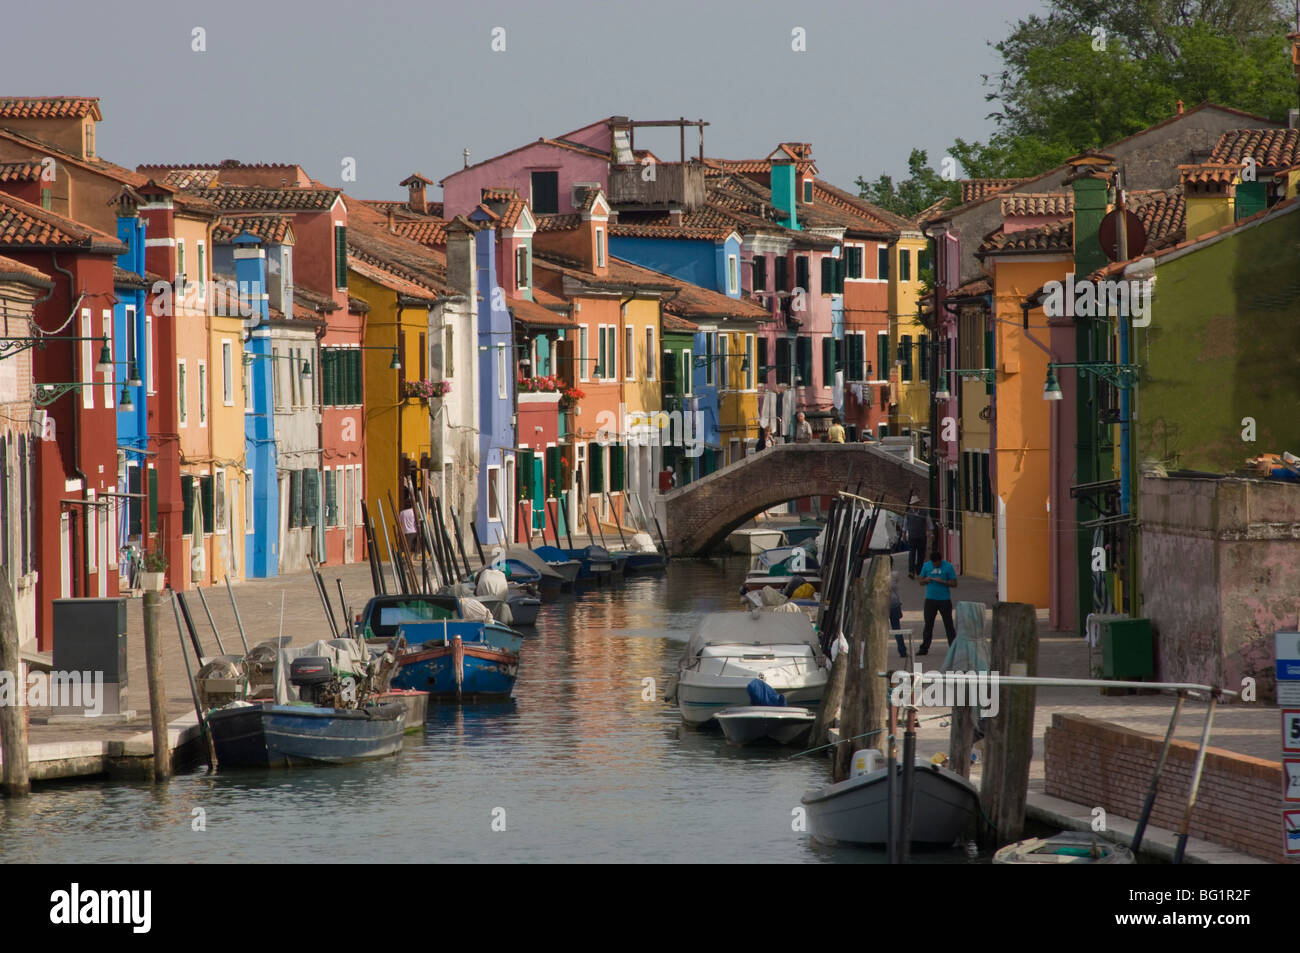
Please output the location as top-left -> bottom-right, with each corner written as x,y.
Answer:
888,228 -> 930,440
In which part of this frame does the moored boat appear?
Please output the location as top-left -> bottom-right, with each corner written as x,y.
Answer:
727,526 -> 786,555
207,700 -> 406,766
391,620 -> 523,700
715,705 -> 815,745
993,831 -> 1135,864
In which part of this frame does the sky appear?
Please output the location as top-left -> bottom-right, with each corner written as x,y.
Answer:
1,0 -> 1050,201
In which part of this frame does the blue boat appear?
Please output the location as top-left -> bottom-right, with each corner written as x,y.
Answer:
535,544 -> 610,583
624,551 -> 666,573
357,593 -> 523,700
206,701 -> 407,768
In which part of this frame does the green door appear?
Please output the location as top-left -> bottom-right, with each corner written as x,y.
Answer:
533,456 -> 544,529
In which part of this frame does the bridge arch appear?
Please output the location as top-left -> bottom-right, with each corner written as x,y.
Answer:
662,443 -> 928,555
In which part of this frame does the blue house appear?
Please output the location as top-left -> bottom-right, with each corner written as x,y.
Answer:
466,212 -> 517,548
112,189 -> 149,565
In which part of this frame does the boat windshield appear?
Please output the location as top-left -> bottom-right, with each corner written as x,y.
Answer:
366,599 -> 456,640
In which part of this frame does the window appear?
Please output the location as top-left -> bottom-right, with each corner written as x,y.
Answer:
334,225 -> 347,290
876,333 -> 889,382
877,245 -> 890,281
752,255 -> 767,292
795,335 -> 812,386
145,314 -> 154,393
795,255 -> 809,293
727,255 -> 738,294
745,334 -> 755,389
820,256 -> 844,295
197,241 -> 207,296
325,468 -> 338,527
178,360 -> 188,425
198,361 -> 207,425
497,345 -> 507,399
84,121 -> 95,158
704,333 -> 714,386
605,327 -> 616,380
843,245 -> 864,280
899,335 -> 912,383
844,332 -> 865,381
624,325 -> 634,379
125,305 -> 138,382
516,245 -> 529,289
80,310 -> 93,409
282,247 -> 293,313
918,334 -> 929,381
200,475 -> 215,536
530,171 -> 559,214
487,465 -> 501,521
919,244 -> 933,274
803,180 -> 813,203
775,338 -> 792,386
775,256 -> 788,292
822,335 -> 835,385
215,471 -> 228,534
718,335 -> 729,389
900,248 -> 911,282
579,327 -> 589,381
757,338 -> 768,381
444,327 -> 454,378
418,332 -> 426,383
645,327 -> 655,380
681,350 -> 692,396
176,240 -> 186,286
272,347 -> 282,409
595,227 -> 606,267
222,340 -> 234,405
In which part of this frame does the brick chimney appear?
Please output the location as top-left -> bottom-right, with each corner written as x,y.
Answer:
400,173 -> 432,215
444,216 -> 476,296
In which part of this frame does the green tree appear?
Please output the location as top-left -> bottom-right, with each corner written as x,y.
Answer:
855,148 -> 961,218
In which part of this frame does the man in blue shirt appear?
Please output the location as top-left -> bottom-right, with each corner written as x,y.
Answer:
917,548 -> 957,656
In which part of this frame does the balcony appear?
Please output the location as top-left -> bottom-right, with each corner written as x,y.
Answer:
607,161 -> 706,210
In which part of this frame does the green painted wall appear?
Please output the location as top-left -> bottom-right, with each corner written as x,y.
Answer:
1139,206 -> 1300,473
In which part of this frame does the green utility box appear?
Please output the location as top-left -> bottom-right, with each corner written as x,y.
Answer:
1100,617 -> 1154,679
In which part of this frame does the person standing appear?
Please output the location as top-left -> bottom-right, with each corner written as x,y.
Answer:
827,417 -> 846,443
917,548 -> 957,656
756,426 -> 770,452
890,570 -> 906,657
904,496 -> 928,578
794,412 -> 813,443
399,499 -> 419,553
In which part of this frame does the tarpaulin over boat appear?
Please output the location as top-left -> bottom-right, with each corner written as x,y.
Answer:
686,612 -> 819,659
273,638 -> 370,704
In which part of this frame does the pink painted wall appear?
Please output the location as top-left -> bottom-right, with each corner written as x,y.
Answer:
441,143 -> 608,218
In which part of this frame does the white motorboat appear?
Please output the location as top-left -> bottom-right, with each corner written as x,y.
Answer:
675,612 -> 828,726
741,546 -> 821,593
715,706 -> 815,745
802,748 -> 980,846
727,526 -> 786,555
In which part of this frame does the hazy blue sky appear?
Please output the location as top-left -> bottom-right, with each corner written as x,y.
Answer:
2,0 -> 1049,200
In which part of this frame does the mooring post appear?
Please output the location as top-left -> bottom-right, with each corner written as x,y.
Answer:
0,567 -> 30,796
900,706 -> 917,864
834,555 -> 889,782
1174,693 -> 1219,864
1132,691 -> 1185,853
980,601 -> 1038,844
142,588 -> 171,782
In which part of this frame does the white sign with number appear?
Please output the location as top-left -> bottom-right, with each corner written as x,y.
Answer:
1285,760 -> 1300,803
1283,710 -> 1300,754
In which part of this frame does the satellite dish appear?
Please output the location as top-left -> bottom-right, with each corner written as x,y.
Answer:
1098,209 -> 1146,262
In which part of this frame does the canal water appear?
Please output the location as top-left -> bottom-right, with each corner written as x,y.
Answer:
0,560 -> 976,863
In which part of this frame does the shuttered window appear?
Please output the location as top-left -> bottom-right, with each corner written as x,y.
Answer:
182,475 -> 195,536
795,335 -> 812,386
899,334 -> 913,382
588,444 -> 604,493
334,225 -> 347,290
877,334 -> 889,382
303,468 -> 320,525
795,256 -> 809,293
200,475 -> 214,534
752,255 -> 767,292
518,450 -> 535,502
822,336 -> 834,383
775,338 -> 792,386
919,334 -> 929,381
609,445 -> 624,492
877,246 -> 890,280
845,333 -> 865,382
757,338 -> 768,380
288,470 -> 301,528
775,256 -> 788,292
545,446 -> 561,498
148,467 -> 158,534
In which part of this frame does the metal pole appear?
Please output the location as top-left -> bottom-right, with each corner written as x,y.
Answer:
195,585 -> 226,655
900,705 -> 917,864
169,590 -> 214,770
1174,694 -> 1219,864
448,504 -> 474,577
607,491 -> 629,550
223,575 -> 250,654
1131,692 -> 1185,853
885,700 -> 898,864
174,591 -> 206,662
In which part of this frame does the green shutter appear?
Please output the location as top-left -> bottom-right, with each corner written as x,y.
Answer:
304,468 -> 319,525
919,335 -> 929,381
796,336 -> 812,386
610,445 -> 624,491
820,257 -> 832,295
325,469 -> 337,525
200,475 -> 214,533
900,334 -> 912,382
334,226 -> 348,290
589,445 -> 604,492
877,334 -> 889,382
822,336 -> 833,382
288,471 -> 300,528
545,446 -> 561,498
148,467 -> 158,533
518,450 -> 535,501
182,475 -> 194,536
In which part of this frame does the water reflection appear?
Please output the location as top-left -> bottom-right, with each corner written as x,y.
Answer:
0,558 -> 967,863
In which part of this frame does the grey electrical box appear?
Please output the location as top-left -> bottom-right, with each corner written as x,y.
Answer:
51,598 -> 128,716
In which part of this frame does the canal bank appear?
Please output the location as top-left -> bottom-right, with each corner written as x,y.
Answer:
0,552 -> 1281,863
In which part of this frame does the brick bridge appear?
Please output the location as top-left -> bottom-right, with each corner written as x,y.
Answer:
662,443 -> 929,555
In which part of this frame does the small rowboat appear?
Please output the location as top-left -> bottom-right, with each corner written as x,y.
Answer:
993,831 -> 1135,864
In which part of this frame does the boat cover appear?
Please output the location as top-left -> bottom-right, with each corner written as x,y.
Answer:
747,678 -> 787,707
504,547 -> 564,580
629,532 -> 657,553
687,612 -> 819,658
476,568 -> 509,598
273,638 -> 370,704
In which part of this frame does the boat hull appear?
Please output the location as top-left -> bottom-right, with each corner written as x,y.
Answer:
624,552 -> 666,573
391,638 -> 519,700
207,701 -> 407,768
715,706 -> 815,745
802,763 -> 979,846
993,832 -> 1135,864
677,679 -> 825,726
507,594 -> 541,626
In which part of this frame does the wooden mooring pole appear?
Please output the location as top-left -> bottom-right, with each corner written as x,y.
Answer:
142,588 -> 171,782
832,555 -> 889,783
980,601 -> 1038,845
0,566 -> 30,796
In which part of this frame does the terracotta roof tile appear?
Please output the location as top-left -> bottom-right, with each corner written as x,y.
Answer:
916,198 -> 952,226
535,213 -> 582,233
290,283 -> 340,313
211,213 -> 294,244
363,199 -> 445,218
663,312 -> 698,332
190,185 -> 342,211
978,219 -> 1073,257
154,168 -> 220,189
0,161 -> 43,183
1178,163 -> 1243,190
810,178 -> 911,233
509,294 -> 572,328
1209,128 -> 1300,171
960,178 -> 1028,203
0,191 -> 124,251
1000,192 -> 1074,217
0,253 -> 53,287
0,97 -> 101,121
1128,188 -> 1185,248
113,266 -> 147,289
392,219 -> 448,246
344,197 -> 451,297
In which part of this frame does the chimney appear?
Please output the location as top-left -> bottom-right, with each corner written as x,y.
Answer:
402,174 -> 429,215
1176,99 -> 1184,115
1180,164 -> 1241,238
445,217 -> 475,296
770,158 -> 799,230
668,208 -> 683,227
1064,152 -> 1116,277
387,207 -> 396,232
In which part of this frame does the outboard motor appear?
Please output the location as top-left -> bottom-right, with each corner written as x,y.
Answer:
289,656 -> 336,706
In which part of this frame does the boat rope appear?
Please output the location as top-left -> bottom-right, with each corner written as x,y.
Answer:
786,712 -> 953,760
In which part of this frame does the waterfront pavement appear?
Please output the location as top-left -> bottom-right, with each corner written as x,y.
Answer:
9,545 -> 1279,861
